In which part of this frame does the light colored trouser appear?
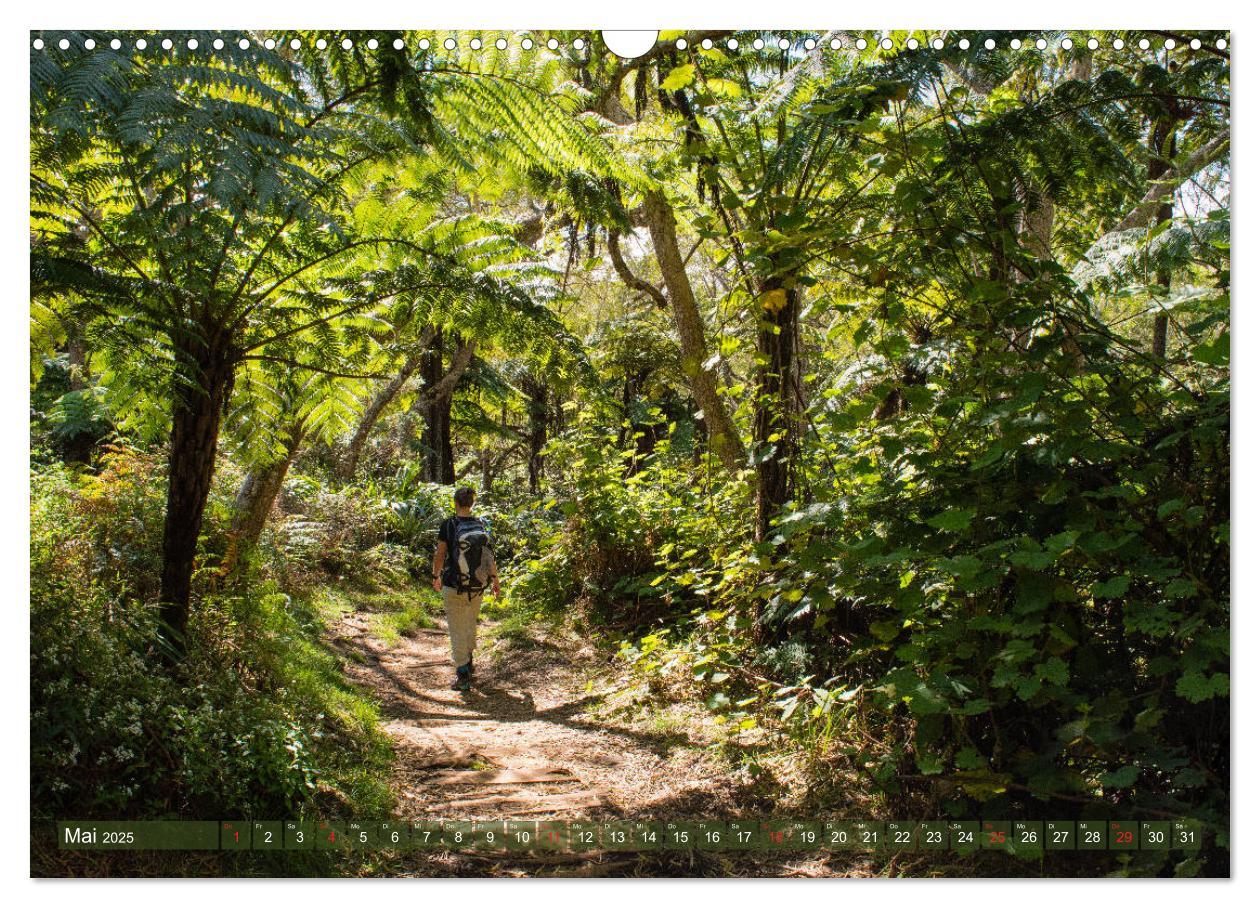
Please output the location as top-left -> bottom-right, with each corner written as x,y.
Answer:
442,586 -> 482,668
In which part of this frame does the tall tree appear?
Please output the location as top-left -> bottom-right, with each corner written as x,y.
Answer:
32,31 -> 631,659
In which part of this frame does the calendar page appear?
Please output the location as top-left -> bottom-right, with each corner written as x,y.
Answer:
26,15 -> 1231,886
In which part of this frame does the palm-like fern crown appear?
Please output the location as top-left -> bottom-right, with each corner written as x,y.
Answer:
32,31 -> 618,447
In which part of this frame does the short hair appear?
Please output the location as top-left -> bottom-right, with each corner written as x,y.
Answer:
454,487 -> 476,508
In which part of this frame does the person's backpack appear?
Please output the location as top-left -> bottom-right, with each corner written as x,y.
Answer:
452,516 -> 495,596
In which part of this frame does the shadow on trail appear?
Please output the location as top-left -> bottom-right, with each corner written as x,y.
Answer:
363,645 -> 703,758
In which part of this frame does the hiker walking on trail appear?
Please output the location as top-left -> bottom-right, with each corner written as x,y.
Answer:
432,487 -> 500,692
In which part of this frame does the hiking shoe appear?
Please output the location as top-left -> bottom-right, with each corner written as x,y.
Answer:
450,663 -> 472,692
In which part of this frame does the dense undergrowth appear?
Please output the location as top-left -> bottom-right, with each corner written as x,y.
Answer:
510,287 -> 1230,876
30,441 -> 558,831
31,450 -> 393,824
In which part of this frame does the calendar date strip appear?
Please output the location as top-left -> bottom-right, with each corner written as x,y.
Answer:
57,818 -> 1203,853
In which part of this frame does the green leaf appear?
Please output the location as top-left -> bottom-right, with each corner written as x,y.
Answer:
1013,574 -> 1054,614
870,619 -> 903,642
1099,765 -> 1140,788
1190,330 -> 1229,366
916,752 -> 945,775
907,681 -> 948,716
1175,671 -> 1229,703
1165,578 -> 1197,599
925,507 -> 976,531
1037,656 -> 1069,686
955,747 -> 986,770
1157,498 -> 1185,519
941,554 -> 982,578
1091,575 -> 1130,599
660,64 -> 696,91
1009,549 -> 1055,570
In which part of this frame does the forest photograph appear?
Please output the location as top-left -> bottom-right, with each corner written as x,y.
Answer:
28,29 -> 1229,878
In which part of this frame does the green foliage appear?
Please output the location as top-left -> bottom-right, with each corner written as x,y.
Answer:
269,478 -> 406,584
31,460 -> 393,819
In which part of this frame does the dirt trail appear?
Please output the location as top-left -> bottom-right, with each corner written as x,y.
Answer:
337,611 -> 733,821
331,607 -> 868,876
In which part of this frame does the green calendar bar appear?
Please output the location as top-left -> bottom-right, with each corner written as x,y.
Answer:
57,820 -> 220,850
505,819 -> 537,851
599,821 -> 634,851
695,820 -> 731,851
1173,820 -> 1203,851
631,821 -> 663,850
314,820 -> 345,850
663,821 -> 697,849
345,820 -> 374,850
54,818 -> 1212,852
1109,820 -> 1140,851
536,820 -> 567,851
763,820 -> 821,851
445,820 -> 478,850
727,820 -> 760,850
950,820 -> 980,853
1046,820 -> 1076,850
284,820 -> 314,850
886,821 -> 915,852
1078,820 -> 1107,851
220,820 -> 250,850
412,819 -> 446,850
918,821 -> 948,850
568,821 -> 601,851
1141,821 -> 1171,850
1012,820 -> 1044,857
376,820 -> 408,850
852,820 -> 885,850
253,821 -> 283,851
981,820 -> 1012,852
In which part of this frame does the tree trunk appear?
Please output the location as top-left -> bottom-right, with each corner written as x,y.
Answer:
425,396 -> 455,484
61,332 -> 100,465
480,446 -> 493,493
617,368 -> 652,475
338,348 -> 426,480
416,329 -> 456,484
396,329 -> 474,483
753,281 -> 799,544
158,338 -> 235,662
227,423 -> 305,561
526,376 -> 548,493
66,335 -> 88,391
642,190 -> 745,472
1151,123 -> 1177,362
430,402 -> 456,486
